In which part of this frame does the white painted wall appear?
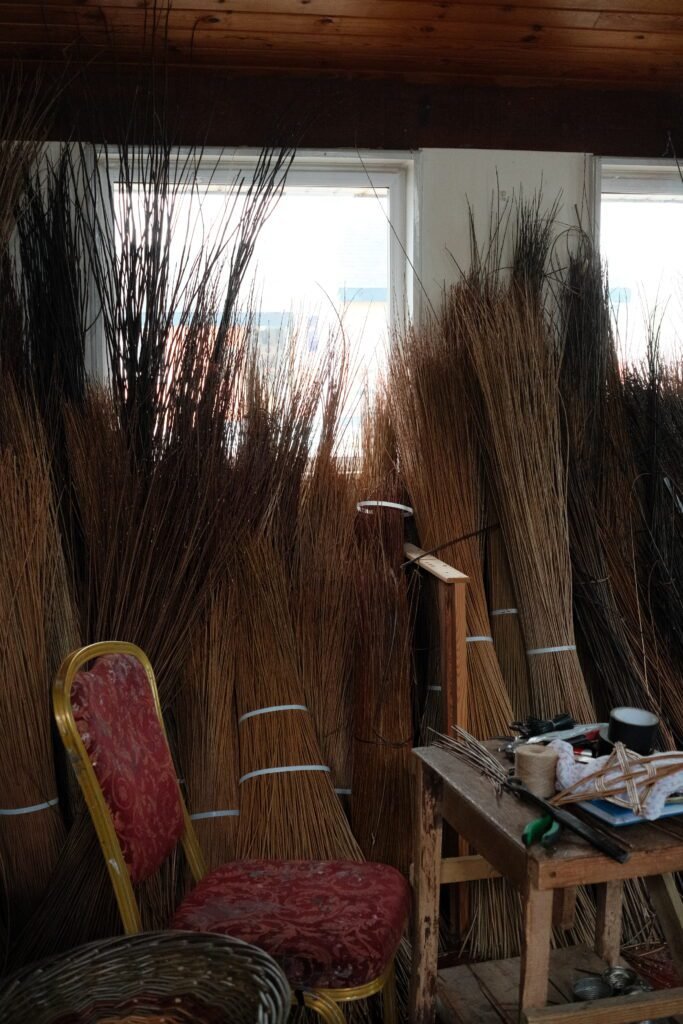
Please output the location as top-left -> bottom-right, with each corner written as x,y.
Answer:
413,149 -> 595,319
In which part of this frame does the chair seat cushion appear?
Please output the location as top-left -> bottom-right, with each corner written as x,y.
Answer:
171,859 -> 411,989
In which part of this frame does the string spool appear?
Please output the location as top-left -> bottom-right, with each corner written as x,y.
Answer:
514,744 -> 559,799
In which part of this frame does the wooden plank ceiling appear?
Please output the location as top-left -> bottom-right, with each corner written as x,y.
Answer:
0,0 -> 681,90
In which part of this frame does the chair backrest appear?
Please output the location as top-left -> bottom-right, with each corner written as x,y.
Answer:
53,641 -> 207,933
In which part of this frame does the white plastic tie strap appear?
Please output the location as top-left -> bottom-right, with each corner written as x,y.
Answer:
335,788 -> 352,796
527,645 -> 577,656
191,809 -> 240,820
491,608 -> 518,617
466,636 -> 494,643
239,765 -> 331,784
428,685 -> 442,692
239,704 -> 308,724
356,500 -> 414,518
0,797 -> 59,816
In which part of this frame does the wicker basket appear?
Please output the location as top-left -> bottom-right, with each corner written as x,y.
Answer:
0,931 -> 291,1023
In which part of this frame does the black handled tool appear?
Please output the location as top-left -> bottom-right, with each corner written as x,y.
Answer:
504,776 -> 630,864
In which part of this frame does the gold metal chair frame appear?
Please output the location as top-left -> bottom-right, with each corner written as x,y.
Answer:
53,641 -> 399,1024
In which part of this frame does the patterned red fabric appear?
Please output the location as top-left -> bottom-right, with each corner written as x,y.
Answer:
71,653 -> 184,884
171,860 -> 410,988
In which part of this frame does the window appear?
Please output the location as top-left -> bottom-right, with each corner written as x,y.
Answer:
103,147 -> 411,377
599,160 -> 683,362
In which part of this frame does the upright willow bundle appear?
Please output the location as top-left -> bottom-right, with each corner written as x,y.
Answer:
0,68 -> 47,247
176,586 -> 240,870
391,314 -> 514,740
559,245 -> 673,729
14,149 -> 88,430
0,386 -> 65,940
65,388 -> 233,694
13,132 -> 296,961
487,527 -> 530,719
623,347 -> 683,717
0,70 -> 51,389
79,137 -> 294,460
234,537 -> 361,862
349,399 -> 415,876
296,350 -> 359,802
458,210 -> 594,722
390,319 -> 522,954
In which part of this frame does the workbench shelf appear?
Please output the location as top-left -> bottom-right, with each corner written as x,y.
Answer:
438,945 -> 680,1024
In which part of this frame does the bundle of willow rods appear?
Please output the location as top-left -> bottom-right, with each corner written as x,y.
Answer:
457,208 -> 594,723
6,130 -> 298,963
0,386 -> 65,939
0,68 -> 47,247
487,526 -> 530,720
559,244 -> 673,730
14,149 -> 88,434
391,310 -> 528,955
175,585 -> 240,871
351,450 -> 415,875
390,314 -> 514,739
296,353 -> 359,802
79,137 -> 294,460
623,347 -> 683,702
234,536 -> 362,862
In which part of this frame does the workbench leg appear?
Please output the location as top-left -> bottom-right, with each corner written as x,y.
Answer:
552,886 -> 577,931
646,874 -> 683,980
519,888 -> 554,1015
409,759 -> 443,1024
595,880 -> 623,965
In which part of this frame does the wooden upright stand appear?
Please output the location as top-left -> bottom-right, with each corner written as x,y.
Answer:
404,543 -> 470,936
404,542 -> 468,737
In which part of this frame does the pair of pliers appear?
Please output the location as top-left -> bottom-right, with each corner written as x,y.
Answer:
522,814 -> 562,849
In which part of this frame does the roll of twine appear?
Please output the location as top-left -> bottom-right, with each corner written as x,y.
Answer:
514,744 -> 559,799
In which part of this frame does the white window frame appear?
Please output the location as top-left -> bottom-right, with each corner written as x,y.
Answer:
200,148 -> 414,329
596,157 -> 683,240
88,147 -> 413,378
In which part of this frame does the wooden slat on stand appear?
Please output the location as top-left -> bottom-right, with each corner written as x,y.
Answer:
404,543 -> 467,738
404,542 -> 469,935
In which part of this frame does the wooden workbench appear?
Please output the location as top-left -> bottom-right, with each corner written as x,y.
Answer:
409,742 -> 683,1024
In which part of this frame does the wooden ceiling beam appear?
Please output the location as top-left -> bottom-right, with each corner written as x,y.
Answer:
11,0 -> 683,15
3,11 -> 683,51
2,48 -> 680,90
16,66 -> 682,158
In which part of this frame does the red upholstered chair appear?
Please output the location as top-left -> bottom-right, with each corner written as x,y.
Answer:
53,642 -> 411,1024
